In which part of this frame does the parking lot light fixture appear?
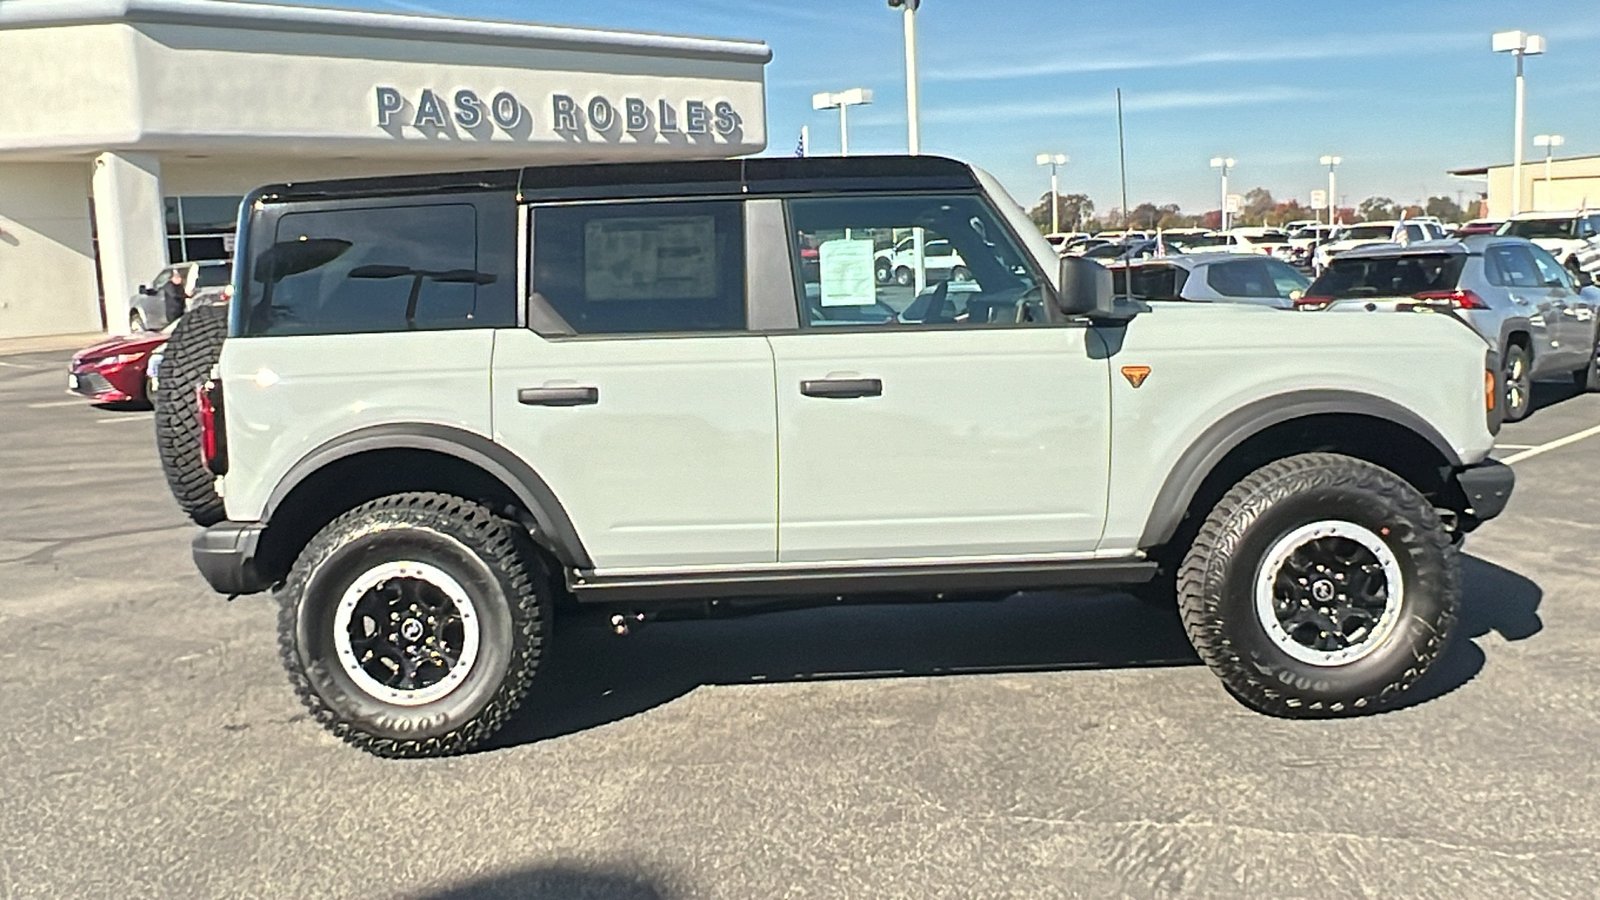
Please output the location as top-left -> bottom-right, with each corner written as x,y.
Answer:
1533,134 -> 1564,195
1210,157 -> 1235,230
1493,30 -> 1546,215
811,88 -> 873,156
1320,155 -> 1341,227
887,0 -> 921,155
1036,153 -> 1069,233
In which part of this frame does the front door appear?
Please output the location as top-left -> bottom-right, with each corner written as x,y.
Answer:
770,193 -> 1111,563
492,199 -> 777,572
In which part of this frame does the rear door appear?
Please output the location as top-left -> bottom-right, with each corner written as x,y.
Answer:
1485,242 -> 1561,365
1528,243 -> 1593,365
491,198 -> 777,571
768,192 -> 1111,563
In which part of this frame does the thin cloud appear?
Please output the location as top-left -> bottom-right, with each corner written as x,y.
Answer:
927,31 -> 1482,83
886,87 -> 1326,126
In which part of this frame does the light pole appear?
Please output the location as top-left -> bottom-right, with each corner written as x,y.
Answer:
887,0 -> 920,155
1493,30 -> 1546,215
1320,155 -> 1341,227
811,88 -> 873,156
1534,133 -> 1564,205
1036,153 -> 1069,233
1210,157 -> 1234,231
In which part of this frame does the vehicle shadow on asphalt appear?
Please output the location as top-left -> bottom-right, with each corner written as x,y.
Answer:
405,865 -> 668,900
493,552 -> 1544,748
1394,553 -> 1543,710
1531,379 -> 1584,415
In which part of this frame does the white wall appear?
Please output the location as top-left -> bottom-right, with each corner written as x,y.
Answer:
0,164 -> 102,339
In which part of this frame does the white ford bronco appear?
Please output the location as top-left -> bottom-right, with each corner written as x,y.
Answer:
163,156 -> 1514,757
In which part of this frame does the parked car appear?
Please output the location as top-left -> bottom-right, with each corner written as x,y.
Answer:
1108,253 -> 1311,308
1300,235 -> 1600,420
1495,210 -> 1600,277
1313,220 -> 1450,269
874,236 -> 970,285
67,329 -> 169,405
1042,231 -> 1089,252
128,260 -> 232,332
1454,219 -> 1503,237
174,154 -> 1511,756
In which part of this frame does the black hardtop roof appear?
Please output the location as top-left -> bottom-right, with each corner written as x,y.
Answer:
252,155 -> 979,204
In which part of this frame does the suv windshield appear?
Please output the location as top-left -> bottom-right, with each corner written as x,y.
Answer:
1307,252 -> 1466,299
1334,225 -> 1394,242
1499,217 -> 1576,240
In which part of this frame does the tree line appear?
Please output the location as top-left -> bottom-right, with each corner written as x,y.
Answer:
1028,189 -> 1478,234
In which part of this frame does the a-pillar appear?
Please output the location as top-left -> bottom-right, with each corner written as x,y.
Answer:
91,152 -> 167,335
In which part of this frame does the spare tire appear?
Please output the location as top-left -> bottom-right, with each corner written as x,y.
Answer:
155,302 -> 229,526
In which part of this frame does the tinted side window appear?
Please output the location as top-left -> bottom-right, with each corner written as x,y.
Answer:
1485,244 -> 1543,288
529,201 -> 745,335
244,204 -> 485,336
1206,260 -> 1279,298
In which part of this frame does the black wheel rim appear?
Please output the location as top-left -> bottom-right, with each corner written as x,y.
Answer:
1256,520 -> 1403,666
334,561 -> 480,705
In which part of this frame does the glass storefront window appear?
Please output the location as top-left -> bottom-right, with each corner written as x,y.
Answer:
165,194 -> 241,262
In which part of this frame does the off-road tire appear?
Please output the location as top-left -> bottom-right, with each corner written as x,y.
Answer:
1503,343 -> 1533,422
1574,330 -> 1600,393
153,303 -> 228,525
277,492 -> 550,758
1176,453 -> 1459,717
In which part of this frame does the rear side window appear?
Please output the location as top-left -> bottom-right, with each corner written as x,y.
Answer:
1307,253 -> 1466,298
195,266 -> 231,289
242,204 -> 486,336
528,201 -> 745,335
1205,258 -> 1307,299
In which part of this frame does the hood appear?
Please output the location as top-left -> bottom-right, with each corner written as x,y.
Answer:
72,331 -> 168,364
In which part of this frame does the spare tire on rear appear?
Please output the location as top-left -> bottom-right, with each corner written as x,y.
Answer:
155,302 -> 229,526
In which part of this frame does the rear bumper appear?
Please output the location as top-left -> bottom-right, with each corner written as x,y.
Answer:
1452,459 -> 1515,522
192,521 -> 272,595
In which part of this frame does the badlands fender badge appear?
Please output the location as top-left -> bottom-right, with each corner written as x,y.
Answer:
1121,365 -> 1151,388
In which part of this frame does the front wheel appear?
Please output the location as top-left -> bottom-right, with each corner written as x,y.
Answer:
277,492 -> 551,757
1176,453 -> 1458,717
129,310 -> 146,333
894,266 -> 912,286
1503,343 -> 1533,422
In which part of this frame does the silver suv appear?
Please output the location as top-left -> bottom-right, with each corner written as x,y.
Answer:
1304,235 -> 1600,420
160,157 -> 1513,756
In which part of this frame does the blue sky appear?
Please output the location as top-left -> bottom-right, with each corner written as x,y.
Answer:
352,0 -> 1599,215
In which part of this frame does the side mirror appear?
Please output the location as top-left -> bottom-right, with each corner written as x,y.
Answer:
1056,256 -> 1116,318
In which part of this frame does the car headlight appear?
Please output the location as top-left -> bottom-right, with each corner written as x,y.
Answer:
93,352 -> 146,366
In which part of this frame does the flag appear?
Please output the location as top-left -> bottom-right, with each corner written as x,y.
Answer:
796,126 -> 808,158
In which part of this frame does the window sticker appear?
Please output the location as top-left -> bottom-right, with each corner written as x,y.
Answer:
818,238 -> 877,307
584,216 -> 717,301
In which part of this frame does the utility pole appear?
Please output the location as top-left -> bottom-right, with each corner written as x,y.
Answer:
1493,30 -> 1546,215
1036,153 -> 1068,233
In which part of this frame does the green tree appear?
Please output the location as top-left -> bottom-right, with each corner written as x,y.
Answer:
1028,192 -> 1095,233
1424,195 -> 1467,223
1241,187 -> 1275,226
1357,196 -> 1399,221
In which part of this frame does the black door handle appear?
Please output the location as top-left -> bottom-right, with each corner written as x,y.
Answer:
518,386 -> 599,406
800,378 -> 882,399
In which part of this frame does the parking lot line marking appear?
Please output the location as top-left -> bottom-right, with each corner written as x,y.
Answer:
1501,423 -> 1600,466
1493,443 -> 1537,450
96,415 -> 154,425
28,400 -> 88,409
0,361 -> 31,369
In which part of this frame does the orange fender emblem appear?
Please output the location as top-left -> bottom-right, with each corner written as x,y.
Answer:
1121,365 -> 1152,388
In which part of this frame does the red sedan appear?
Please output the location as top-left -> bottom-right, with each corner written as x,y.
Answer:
68,330 -> 168,405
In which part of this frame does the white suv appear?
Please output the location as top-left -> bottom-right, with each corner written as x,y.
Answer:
1314,219 -> 1450,269
162,156 -> 1514,756
1496,210 -> 1600,277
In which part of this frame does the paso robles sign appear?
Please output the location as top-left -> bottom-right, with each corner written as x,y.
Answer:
375,87 -> 743,139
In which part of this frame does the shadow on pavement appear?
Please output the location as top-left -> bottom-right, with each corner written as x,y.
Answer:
1394,552 -> 1543,709
407,865 -> 668,900
492,586 -> 1200,750
492,551 -> 1544,747
1530,379 -> 1584,415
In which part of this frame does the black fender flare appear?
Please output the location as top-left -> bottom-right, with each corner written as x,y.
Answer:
263,423 -> 593,569
1138,390 -> 1464,549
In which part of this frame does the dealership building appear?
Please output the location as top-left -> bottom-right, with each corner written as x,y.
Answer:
1450,153 -> 1600,220
0,0 -> 770,339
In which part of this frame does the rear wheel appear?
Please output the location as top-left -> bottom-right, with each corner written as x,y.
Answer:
951,265 -> 972,283
1503,343 -> 1533,422
1177,453 -> 1458,717
154,303 -> 228,525
277,492 -> 551,757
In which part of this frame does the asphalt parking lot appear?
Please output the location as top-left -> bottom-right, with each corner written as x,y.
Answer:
2,346 -> 1598,900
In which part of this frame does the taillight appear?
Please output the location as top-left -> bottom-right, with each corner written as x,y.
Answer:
1412,289 -> 1488,310
197,378 -> 228,476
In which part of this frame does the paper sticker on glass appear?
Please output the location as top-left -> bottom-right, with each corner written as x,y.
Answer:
818,239 -> 876,307
584,216 -> 717,301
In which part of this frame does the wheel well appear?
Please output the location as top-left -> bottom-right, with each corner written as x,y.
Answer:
255,448 -> 539,585
1160,413 -> 1456,558
1507,330 -> 1531,355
